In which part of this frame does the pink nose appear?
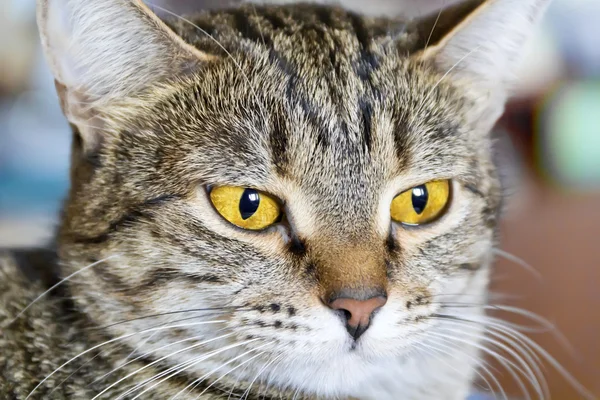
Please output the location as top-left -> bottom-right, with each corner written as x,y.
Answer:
328,295 -> 387,340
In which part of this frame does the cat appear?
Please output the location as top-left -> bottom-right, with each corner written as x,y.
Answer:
0,0 -> 566,399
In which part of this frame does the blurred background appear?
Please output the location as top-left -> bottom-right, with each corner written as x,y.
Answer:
0,0 -> 598,398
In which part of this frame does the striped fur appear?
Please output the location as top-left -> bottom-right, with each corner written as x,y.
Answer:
1,1 -> 550,399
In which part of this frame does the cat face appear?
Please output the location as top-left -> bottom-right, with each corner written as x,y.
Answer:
39,0 -> 549,397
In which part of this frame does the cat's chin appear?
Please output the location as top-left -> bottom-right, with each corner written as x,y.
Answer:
209,311 -> 482,399
227,336 -> 423,398
240,343 -> 475,400
243,349 -> 396,398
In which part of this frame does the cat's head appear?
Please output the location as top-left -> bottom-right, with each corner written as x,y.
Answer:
38,0 -> 549,397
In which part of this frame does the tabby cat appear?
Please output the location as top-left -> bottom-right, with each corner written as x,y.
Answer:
0,0 -> 560,399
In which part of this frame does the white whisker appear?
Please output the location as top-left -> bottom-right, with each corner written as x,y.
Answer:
484,305 -> 576,354
126,338 -> 259,400
250,4 -> 266,46
437,325 -> 546,399
434,313 -> 596,399
427,44 -> 482,99
492,248 -> 542,280
193,351 -> 267,399
424,0 -> 446,51
427,329 -> 536,400
92,332 -> 235,399
417,338 -> 503,400
185,343 -> 273,399
240,353 -> 283,400
50,342 -> 124,396
145,3 -> 269,122
290,386 -> 302,400
11,255 -> 118,325
92,333 -> 206,386
26,320 -> 226,399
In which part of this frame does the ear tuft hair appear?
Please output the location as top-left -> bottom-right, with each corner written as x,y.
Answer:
418,0 -> 551,90
37,0 -> 211,152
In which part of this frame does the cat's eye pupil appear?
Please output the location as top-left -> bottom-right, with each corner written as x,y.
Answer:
239,188 -> 261,220
411,185 -> 429,215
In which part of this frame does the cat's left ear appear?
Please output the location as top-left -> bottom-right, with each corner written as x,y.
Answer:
37,0 -> 212,154
415,0 -> 551,116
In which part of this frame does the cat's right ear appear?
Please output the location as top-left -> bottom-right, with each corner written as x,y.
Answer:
410,0 -> 550,131
37,0 -> 212,154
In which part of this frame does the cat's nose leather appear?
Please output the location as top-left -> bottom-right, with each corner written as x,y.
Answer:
328,295 -> 387,340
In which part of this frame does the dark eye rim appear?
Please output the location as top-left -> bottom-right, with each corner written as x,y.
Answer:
392,179 -> 454,229
205,185 -> 285,233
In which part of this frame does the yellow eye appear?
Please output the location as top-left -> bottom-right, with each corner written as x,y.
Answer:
209,186 -> 282,231
390,180 -> 451,226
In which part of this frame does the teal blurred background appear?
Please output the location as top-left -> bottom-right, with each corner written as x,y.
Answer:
0,0 -> 598,397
